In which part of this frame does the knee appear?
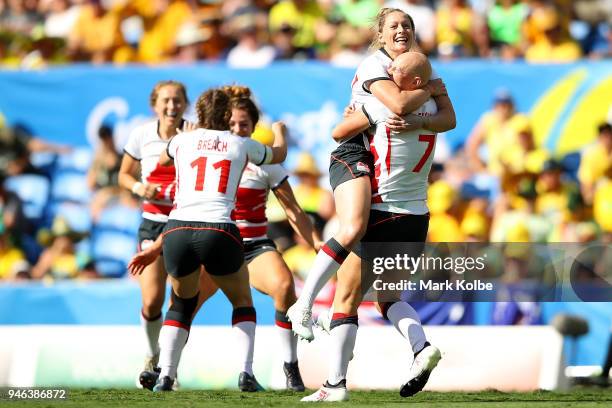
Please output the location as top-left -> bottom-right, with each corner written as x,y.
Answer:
273,277 -> 296,309
142,293 -> 165,317
337,222 -> 367,246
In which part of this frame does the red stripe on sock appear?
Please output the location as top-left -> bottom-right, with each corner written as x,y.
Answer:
163,319 -> 190,331
321,244 -> 346,265
232,315 -> 256,325
275,320 -> 292,329
332,313 -> 357,321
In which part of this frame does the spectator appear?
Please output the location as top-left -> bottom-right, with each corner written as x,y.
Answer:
0,0 -> 43,36
272,22 -> 316,61
524,5 -> 582,62
329,23 -> 368,67
498,116 -> 550,192
593,180 -> 612,238
196,7 -> 230,60
0,219 -> 30,280
116,0 -> 192,64
487,0 -> 529,60
435,0 -> 489,58
465,89 -> 526,175
42,0 -> 81,40
290,152 -> 334,232
578,122 -> 612,204
0,171 -> 28,242
67,0 -> 128,64
282,231 -> 318,281
427,180 -> 464,242
334,0 -> 380,28
535,159 -> 580,228
226,13 -> 275,67
87,124 -> 122,220
0,121 -> 70,176
172,21 -> 209,64
31,216 -> 92,280
268,0 -> 325,49
386,0 -> 437,55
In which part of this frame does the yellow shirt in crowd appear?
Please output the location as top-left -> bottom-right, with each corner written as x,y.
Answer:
70,6 -> 124,54
480,113 -> 527,175
0,247 -> 26,279
269,0 -> 324,48
578,143 -> 612,186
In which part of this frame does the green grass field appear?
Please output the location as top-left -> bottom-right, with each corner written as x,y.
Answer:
3,389 -> 612,407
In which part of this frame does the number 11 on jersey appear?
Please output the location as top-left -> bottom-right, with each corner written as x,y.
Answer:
191,157 -> 231,193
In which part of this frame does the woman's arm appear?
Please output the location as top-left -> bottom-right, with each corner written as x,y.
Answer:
370,80 -> 432,116
331,110 -> 371,142
118,153 -> 159,200
268,122 -> 288,164
273,180 -> 322,250
424,93 -> 457,133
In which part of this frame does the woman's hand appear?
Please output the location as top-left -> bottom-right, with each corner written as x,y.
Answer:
133,182 -> 161,200
343,104 -> 356,118
177,121 -> 198,133
385,113 -> 424,132
425,79 -> 447,97
128,246 -> 160,276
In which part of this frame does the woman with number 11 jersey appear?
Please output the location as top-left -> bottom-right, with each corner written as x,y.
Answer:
150,88 -> 287,391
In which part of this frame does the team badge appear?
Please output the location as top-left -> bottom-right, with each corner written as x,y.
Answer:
356,162 -> 370,174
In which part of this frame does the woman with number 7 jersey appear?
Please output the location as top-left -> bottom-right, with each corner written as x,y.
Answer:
149,87 -> 287,392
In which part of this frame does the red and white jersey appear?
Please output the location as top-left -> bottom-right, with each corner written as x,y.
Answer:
232,163 -> 288,240
350,48 -> 440,108
166,129 -> 273,223
363,98 -> 438,215
123,120 -> 177,223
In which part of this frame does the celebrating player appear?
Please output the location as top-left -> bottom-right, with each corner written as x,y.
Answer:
288,7 -> 455,341
302,51 -> 450,402
224,85 -> 322,391
118,80 -> 216,386
137,87 -> 286,391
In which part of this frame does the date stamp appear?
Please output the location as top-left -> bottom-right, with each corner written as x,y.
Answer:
1,388 -> 68,400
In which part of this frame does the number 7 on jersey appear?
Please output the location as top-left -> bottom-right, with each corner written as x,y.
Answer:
412,134 -> 436,173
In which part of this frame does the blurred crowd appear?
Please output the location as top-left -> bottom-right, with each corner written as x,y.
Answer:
0,0 -> 611,69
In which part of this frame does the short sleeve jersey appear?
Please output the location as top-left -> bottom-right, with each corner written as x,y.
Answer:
363,98 -> 438,215
166,129 -> 273,223
123,120 -> 176,223
232,163 -> 289,240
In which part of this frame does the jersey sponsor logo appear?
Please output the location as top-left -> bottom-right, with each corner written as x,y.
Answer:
197,136 -> 228,153
356,161 -> 370,174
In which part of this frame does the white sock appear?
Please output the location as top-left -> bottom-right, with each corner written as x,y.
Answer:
327,320 -> 357,385
140,311 -> 162,358
386,302 -> 427,354
300,239 -> 348,308
158,324 -> 189,379
276,325 -> 298,363
234,321 -> 256,375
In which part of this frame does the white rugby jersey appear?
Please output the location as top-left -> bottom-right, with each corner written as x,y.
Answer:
231,163 -> 288,240
123,120 -> 177,223
166,129 -> 273,223
363,98 -> 438,215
